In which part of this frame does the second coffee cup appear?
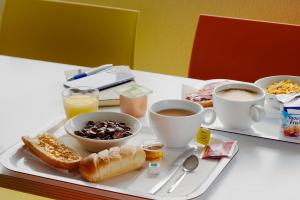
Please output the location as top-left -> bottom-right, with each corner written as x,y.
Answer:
149,99 -> 216,148
213,82 -> 266,130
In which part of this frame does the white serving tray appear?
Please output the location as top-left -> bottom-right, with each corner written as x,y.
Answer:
208,102 -> 300,144
183,79 -> 300,144
0,117 -> 238,200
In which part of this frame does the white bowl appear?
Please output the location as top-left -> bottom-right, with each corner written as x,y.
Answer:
64,112 -> 142,152
254,75 -> 300,109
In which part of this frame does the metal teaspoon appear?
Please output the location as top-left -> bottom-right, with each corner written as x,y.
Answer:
167,154 -> 199,193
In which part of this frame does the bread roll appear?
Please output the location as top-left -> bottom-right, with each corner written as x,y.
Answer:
79,145 -> 146,182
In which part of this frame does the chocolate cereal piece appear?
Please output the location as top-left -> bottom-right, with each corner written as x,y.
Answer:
74,120 -> 132,140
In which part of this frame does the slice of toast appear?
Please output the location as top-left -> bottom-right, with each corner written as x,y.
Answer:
22,134 -> 81,170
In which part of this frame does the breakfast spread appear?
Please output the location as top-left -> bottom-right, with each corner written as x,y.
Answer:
16,75 -> 274,198
79,145 -> 146,182
22,134 -> 81,170
266,80 -> 300,95
117,84 -> 152,118
74,120 -> 132,140
12,76 -> 244,198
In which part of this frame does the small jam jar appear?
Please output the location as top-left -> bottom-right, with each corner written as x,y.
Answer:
117,84 -> 152,118
142,140 -> 164,162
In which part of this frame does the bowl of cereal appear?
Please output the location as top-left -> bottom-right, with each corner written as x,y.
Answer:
64,111 -> 142,152
254,75 -> 300,109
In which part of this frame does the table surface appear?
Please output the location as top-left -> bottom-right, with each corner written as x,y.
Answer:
1,55 -> 300,200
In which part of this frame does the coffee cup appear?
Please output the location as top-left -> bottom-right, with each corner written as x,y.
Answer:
213,83 -> 266,130
149,99 -> 216,148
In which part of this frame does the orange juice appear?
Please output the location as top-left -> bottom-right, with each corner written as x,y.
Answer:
63,95 -> 99,119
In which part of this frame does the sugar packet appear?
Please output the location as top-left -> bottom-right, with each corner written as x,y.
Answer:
202,141 -> 237,159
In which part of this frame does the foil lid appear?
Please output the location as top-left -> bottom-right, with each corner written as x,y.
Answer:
117,83 -> 152,98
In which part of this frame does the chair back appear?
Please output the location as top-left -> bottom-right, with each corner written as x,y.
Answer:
0,0 -> 138,67
189,15 -> 300,82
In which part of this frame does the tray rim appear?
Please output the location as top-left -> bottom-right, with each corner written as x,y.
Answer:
0,116 -> 239,200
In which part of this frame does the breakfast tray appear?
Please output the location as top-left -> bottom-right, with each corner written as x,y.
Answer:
208,103 -> 300,144
0,117 -> 238,200
183,79 -> 300,145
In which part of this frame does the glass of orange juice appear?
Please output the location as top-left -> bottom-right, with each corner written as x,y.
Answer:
62,87 -> 99,119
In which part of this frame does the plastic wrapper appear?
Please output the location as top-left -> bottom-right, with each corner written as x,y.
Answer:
202,141 -> 237,159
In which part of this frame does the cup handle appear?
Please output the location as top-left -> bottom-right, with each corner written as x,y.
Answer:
201,108 -> 216,126
249,105 -> 266,122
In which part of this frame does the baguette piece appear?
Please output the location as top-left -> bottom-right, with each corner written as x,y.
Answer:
79,145 -> 146,182
22,134 -> 81,170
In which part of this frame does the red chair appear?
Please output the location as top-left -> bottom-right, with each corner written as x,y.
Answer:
189,15 -> 300,82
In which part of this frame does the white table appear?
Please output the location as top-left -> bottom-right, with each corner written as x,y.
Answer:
1,55 -> 300,200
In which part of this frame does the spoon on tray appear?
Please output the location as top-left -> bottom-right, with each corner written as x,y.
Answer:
167,154 -> 199,193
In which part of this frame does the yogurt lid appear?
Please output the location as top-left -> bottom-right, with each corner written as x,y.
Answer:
117,84 -> 153,98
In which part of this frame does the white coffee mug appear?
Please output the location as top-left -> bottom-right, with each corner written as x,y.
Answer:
149,99 -> 216,148
213,83 -> 266,130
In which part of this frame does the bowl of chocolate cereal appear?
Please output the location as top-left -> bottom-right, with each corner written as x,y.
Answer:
64,112 -> 142,152
255,75 -> 300,109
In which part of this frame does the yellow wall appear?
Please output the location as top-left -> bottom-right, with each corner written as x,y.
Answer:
63,0 -> 300,77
